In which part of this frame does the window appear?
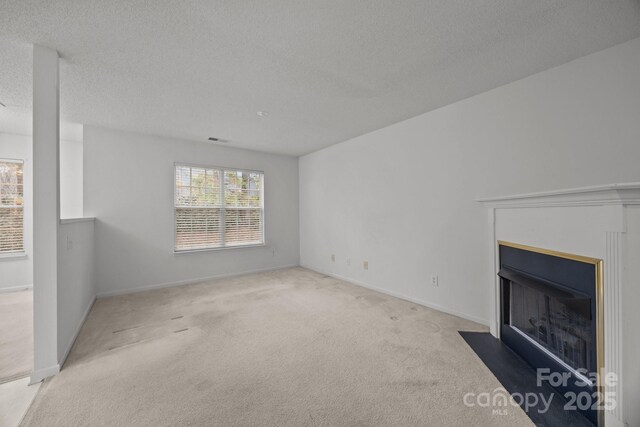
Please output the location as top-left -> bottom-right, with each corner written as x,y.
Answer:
174,164 -> 264,251
0,159 -> 24,254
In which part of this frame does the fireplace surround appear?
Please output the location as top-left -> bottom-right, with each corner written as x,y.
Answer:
479,183 -> 640,427
498,241 -> 603,425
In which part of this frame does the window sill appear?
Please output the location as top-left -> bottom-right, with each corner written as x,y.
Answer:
174,243 -> 266,254
0,252 -> 27,261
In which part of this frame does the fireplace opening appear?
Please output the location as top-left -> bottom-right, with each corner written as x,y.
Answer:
502,268 -> 593,382
498,242 -> 603,425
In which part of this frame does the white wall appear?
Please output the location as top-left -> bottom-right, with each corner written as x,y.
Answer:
83,126 -> 299,296
0,133 -> 33,291
299,37 -> 640,325
32,44 -> 61,380
0,132 -> 84,291
60,138 -> 83,219
57,219 -> 95,364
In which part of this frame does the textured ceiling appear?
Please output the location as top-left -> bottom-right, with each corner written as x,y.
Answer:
1,1 -> 639,156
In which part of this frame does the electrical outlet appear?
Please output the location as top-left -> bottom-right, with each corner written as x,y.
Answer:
363,261 -> 369,270
331,254 -> 335,262
431,275 -> 438,287
66,236 -> 73,250
346,258 -> 351,266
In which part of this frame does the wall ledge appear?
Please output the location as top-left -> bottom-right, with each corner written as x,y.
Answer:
60,217 -> 96,224
0,252 -> 27,261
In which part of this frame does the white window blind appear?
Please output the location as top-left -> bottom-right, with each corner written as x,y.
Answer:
0,159 -> 25,254
175,164 -> 264,251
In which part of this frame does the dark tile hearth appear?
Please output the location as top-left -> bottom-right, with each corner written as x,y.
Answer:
460,331 -> 593,427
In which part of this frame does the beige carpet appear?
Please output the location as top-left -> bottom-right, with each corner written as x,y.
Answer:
22,268 -> 532,426
0,290 -> 33,383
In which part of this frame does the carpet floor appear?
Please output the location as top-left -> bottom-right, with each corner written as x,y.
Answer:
22,268 -> 533,426
0,290 -> 33,384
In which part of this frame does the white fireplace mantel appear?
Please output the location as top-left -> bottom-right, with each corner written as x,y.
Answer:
478,183 -> 640,427
478,182 -> 640,208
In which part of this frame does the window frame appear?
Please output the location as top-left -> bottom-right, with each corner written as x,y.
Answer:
173,162 -> 265,253
0,158 -> 25,257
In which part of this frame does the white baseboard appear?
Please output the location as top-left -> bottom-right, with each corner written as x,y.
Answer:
96,264 -> 300,298
605,412 -> 626,427
30,364 -> 60,384
0,284 -> 33,293
302,264 -> 490,327
59,296 -> 97,369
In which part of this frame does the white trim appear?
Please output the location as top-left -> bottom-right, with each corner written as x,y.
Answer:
480,184 -> 635,426
59,296 -> 96,369
489,208 -> 500,339
174,243 -> 266,254
302,264 -> 490,327
0,284 -> 32,293
605,231 -> 625,425
96,264 -> 299,298
0,158 -> 24,164
29,364 -> 60,385
478,182 -> 640,208
174,162 -> 264,176
173,163 -> 265,252
59,217 -> 95,224
605,416 -> 626,427
0,252 -> 27,261
0,159 -> 26,255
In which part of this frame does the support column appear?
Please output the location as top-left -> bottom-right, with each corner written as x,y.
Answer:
31,44 -> 60,383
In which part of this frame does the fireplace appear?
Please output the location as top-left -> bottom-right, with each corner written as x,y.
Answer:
498,241 -> 603,425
